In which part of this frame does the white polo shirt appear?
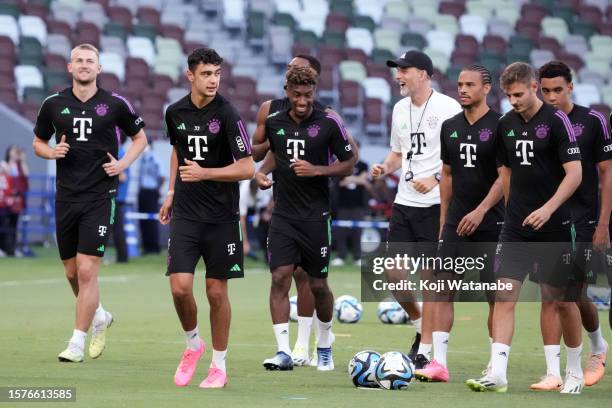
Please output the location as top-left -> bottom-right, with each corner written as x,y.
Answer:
390,89 -> 462,207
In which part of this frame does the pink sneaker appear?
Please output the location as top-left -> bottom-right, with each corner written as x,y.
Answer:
414,359 -> 450,382
174,341 -> 205,386
199,365 -> 228,389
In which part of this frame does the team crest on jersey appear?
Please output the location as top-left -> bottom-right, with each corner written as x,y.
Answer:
572,123 -> 584,138
479,128 -> 492,142
208,118 -> 221,134
95,104 -> 109,116
427,116 -> 439,129
535,124 -> 550,139
307,124 -> 320,138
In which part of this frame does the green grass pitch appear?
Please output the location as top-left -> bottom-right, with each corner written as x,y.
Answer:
1,248 -> 611,408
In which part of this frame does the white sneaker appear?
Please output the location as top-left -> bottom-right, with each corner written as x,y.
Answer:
330,258 -> 345,267
560,371 -> 584,394
58,342 -> 84,363
466,373 -> 508,393
309,332 -> 335,367
89,311 -> 113,359
291,344 -> 310,366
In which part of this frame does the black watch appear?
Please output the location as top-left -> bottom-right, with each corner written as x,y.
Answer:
434,172 -> 441,182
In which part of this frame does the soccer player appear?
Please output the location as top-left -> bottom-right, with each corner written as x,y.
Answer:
252,55 -> 357,366
415,65 -> 504,382
159,48 -> 254,388
529,61 -> 611,390
32,43 -> 148,362
258,66 -> 355,371
466,62 -> 583,394
371,50 -> 462,368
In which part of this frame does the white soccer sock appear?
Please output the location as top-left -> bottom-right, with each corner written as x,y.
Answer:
587,327 -> 608,355
316,319 -> 333,348
295,316 -> 313,353
433,331 -> 450,367
487,337 -> 493,368
273,323 -> 291,355
417,342 -> 432,360
566,344 -> 583,377
211,348 -> 227,372
185,326 -> 201,350
93,303 -> 106,327
69,329 -> 87,351
413,317 -> 422,334
543,345 -> 561,378
491,343 -> 510,382
312,311 -> 320,343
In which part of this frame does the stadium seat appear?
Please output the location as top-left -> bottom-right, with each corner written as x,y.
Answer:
346,27 -> 374,55
0,2 -> 20,19
52,4 -> 79,28
274,0 -> 301,21
108,6 -> 133,32
571,20 -> 597,39
424,47 -> 450,73
459,14 -> 486,43
556,51 -> 584,72
529,49 -> 555,69
271,12 -> 296,32
407,17 -> 434,35
98,72 -> 121,91
401,32 -> 427,50
44,69 -> 70,92
329,0 -> 353,19
75,22 -> 101,48
323,30 -> 346,48
127,36 -> 156,67
521,3 -> 549,25
434,14 -> 459,37
541,17 -> 569,43
268,25 -> 293,65
80,2 -> 108,30
0,15 -> 19,45
19,15 -> 48,47
132,23 -> 157,42
99,52 -> 126,81
339,60 -> 367,83
584,53 -> 611,77
339,80 -> 362,120
465,0 -> 493,20
44,53 -> 67,70
14,65 -> 44,100
326,12 -> 350,34
161,9 -> 188,28
537,36 -> 561,56
383,1 -> 410,21
101,36 -> 127,59
18,37 -> 44,66
364,97 -> 386,137
578,68 -> 606,88
412,2 -> 439,24
374,28 -> 401,55
363,77 -> 391,104
495,4 -> 520,26
247,11 -> 266,49
482,34 -> 507,55
23,86 -> 47,104
370,48 -> 395,66
351,14 -> 376,32
426,30 -> 455,57
294,30 -> 319,49
601,85 -> 612,108
222,0 -> 246,33
354,0 -> 383,23
573,83 -> 601,107
590,35 -> 612,57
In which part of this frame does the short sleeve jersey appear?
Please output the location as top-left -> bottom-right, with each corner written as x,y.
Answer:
566,105 -> 612,227
165,93 -> 252,223
265,108 -> 354,220
34,87 -> 144,202
390,90 -> 462,207
496,103 -> 582,232
440,109 -> 504,230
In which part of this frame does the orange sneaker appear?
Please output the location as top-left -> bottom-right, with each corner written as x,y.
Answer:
529,374 -> 563,391
584,344 -> 607,387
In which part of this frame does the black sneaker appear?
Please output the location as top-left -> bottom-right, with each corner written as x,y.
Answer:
412,353 -> 430,370
408,332 -> 421,361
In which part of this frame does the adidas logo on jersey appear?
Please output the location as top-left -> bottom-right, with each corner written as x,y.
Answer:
230,264 -> 241,272
177,123 -> 186,130
97,245 -> 105,252
321,266 -> 328,274
506,129 -> 515,137
276,128 -> 285,136
61,107 -> 70,114
450,131 -> 458,138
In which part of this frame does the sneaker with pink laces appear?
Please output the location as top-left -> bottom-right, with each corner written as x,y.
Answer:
199,365 -> 228,389
174,340 -> 205,387
414,359 -> 450,382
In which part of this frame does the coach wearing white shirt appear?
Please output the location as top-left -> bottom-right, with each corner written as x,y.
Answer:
372,50 -> 462,368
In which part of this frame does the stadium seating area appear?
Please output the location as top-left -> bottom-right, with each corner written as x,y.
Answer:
1,0 -> 611,141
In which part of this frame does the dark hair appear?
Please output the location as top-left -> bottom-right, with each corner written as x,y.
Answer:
463,64 -> 492,85
538,60 -> 572,83
5,145 -> 17,162
187,48 -> 223,72
286,66 -> 318,88
293,54 -> 322,75
500,62 -> 536,89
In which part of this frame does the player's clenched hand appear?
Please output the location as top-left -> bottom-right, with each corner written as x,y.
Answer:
254,172 -> 273,189
371,163 -> 386,178
457,208 -> 485,236
179,159 -> 206,182
102,153 -> 125,177
290,159 -> 319,177
53,134 -> 70,159
592,224 -> 610,252
522,205 -> 552,230
412,176 -> 437,194
158,195 -> 173,225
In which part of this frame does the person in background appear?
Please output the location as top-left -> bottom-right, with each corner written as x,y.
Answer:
239,178 -> 273,260
138,142 -> 164,254
1,146 -> 29,256
113,134 -> 129,263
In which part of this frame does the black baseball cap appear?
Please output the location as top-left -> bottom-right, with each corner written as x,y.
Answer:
386,50 -> 434,76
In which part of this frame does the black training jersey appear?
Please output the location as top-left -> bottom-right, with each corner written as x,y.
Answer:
496,103 -> 581,232
165,93 -> 252,223
266,108 -> 354,220
269,97 -> 326,116
440,109 -> 504,231
567,105 -> 612,228
34,87 -> 144,202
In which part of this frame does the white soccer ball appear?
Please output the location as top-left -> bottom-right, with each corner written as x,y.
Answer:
377,300 -> 409,324
334,295 -> 363,323
374,351 -> 414,390
348,350 -> 381,388
289,295 -> 298,322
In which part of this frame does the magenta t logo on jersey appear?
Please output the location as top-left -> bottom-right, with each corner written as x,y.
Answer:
95,104 -> 109,116
208,119 -> 221,134
535,124 -> 550,139
479,128 -> 492,142
307,124 -> 320,138
572,123 -> 584,138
